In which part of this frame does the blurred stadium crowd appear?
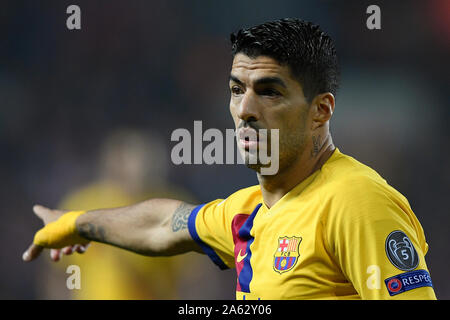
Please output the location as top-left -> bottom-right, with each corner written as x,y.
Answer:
0,0 -> 448,299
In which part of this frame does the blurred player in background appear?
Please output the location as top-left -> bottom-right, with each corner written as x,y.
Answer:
24,18 -> 437,299
41,129 -> 197,299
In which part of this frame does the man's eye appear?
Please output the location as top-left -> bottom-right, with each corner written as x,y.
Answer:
231,86 -> 243,95
261,88 -> 281,97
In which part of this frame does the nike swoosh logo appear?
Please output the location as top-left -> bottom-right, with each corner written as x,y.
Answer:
236,250 -> 248,263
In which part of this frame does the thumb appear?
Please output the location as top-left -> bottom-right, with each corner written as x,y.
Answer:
33,204 -> 61,224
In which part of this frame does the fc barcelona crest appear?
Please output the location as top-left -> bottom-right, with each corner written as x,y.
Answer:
273,236 -> 302,274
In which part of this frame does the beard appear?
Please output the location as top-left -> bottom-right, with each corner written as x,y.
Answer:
240,126 -> 308,175
275,128 -> 308,174
237,109 -> 309,175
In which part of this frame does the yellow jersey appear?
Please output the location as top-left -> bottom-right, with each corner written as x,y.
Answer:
187,148 -> 436,299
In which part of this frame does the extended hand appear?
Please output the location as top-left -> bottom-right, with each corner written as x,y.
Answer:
22,205 -> 90,262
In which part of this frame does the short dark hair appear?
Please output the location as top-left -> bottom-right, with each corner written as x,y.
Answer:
230,18 -> 339,103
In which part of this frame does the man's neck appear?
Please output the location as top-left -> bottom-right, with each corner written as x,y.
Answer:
257,134 -> 335,208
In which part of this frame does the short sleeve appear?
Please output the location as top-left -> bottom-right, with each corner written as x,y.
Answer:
188,199 -> 236,270
325,177 -> 437,299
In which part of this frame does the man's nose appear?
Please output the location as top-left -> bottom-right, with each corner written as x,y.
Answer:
237,90 -> 260,123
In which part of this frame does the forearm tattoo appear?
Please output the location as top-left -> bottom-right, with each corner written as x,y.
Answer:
78,223 -> 107,242
171,203 -> 196,232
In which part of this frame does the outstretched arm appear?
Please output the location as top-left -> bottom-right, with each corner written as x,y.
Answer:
22,199 -> 203,262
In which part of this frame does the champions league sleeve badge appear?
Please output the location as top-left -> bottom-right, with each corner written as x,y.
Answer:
385,230 -> 419,271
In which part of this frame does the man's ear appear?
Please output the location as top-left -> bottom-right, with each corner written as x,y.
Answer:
310,92 -> 335,130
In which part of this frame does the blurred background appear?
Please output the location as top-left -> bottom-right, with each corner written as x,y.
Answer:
0,0 -> 448,299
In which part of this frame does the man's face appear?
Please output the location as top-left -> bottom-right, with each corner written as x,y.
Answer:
229,53 -> 312,174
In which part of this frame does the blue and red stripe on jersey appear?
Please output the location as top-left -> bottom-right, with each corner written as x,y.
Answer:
232,203 -> 262,293
187,202 -> 262,293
